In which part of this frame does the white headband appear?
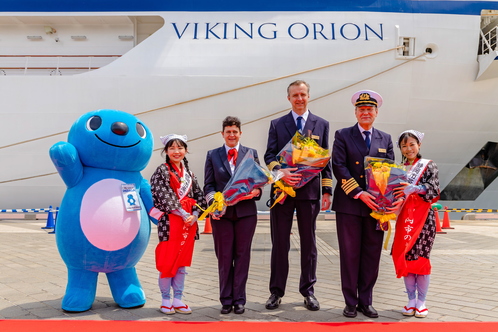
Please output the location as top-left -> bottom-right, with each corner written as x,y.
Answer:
397,130 -> 424,147
160,134 -> 188,146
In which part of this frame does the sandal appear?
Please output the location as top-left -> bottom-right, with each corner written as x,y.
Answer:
402,305 -> 416,316
174,304 -> 192,314
160,305 -> 175,315
415,303 -> 428,318
402,299 -> 416,316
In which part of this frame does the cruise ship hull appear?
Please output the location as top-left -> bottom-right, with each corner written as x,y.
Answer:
2,1 -> 498,211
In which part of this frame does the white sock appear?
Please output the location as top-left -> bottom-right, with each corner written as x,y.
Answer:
173,298 -> 185,307
162,299 -> 172,308
416,299 -> 426,309
407,298 -> 416,308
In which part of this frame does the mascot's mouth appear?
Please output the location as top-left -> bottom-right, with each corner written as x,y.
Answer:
95,134 -> 141,148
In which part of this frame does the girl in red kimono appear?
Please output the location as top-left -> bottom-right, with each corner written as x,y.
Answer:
150,134 -> 206,315
392,130 -> 440,318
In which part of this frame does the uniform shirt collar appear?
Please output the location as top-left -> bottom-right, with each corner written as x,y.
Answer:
357,123 -> 373,137
224,143 -> 240,153
292,110 -> 309,123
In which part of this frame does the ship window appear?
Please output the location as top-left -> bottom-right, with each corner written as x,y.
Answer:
398,37 -> 415,57
479,10 -> 498,55
440,141 -> 498,200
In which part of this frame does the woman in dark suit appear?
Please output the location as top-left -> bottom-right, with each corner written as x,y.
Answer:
203,116 -> 261,315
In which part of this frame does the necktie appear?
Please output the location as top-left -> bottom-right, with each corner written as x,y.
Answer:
228,148 -> 237,163
297,116 -> 303,133
363,131 -> 371,150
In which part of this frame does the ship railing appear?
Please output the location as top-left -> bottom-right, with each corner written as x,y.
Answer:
0,54 -> 121,75
480,26 -> 498,54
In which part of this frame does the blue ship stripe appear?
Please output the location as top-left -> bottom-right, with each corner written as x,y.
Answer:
1,0 -> 498,16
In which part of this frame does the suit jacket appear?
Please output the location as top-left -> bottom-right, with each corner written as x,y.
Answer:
264,111 -> 333,200
204,145 -> 261,219
331,124 -> 394,217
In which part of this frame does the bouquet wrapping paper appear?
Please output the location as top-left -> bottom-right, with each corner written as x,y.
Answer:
199,150 -> 275,220
271,132 -> 331,207
364,157 -> 406,248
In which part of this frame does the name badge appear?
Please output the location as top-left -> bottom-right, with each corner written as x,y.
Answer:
378,148 -> 386,153
121,184 -> 142,211
312,135 -> 320,140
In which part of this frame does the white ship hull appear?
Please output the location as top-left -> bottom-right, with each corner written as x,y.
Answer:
2,1 -> 498,211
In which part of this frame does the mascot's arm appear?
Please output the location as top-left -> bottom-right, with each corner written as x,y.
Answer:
49,141 -> 83,188
140,178 -> 158,225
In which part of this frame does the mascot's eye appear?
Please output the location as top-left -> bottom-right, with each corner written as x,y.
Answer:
86,116 -> 102,131
136,123 -> 147,138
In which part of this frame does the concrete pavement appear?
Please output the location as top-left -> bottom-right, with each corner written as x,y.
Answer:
1,213 -> 498,322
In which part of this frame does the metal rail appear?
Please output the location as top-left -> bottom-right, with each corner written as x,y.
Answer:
480,26 -> 498,54
0,54 -> 121,73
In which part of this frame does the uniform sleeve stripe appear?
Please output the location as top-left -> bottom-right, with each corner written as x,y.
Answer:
322,179 -> 333,187
341,178 -> 359,195
344,178 -> 356,185
343,185 -> 358,195
342,183 -> 357,192
267,161 -> 280,171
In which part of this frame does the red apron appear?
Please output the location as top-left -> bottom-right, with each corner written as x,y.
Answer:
155,164 -> 198,278
391,191 -> 432,278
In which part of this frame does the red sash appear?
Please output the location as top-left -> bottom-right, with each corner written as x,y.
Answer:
155,163 -> 197,278
391,194 -> 431,277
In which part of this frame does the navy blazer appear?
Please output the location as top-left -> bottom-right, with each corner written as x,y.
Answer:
264,111 -> 333,200
331,124 -> 394,217
204,145 -> 261,219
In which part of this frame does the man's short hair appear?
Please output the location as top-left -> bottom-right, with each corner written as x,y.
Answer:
222,116 -> 241,131
287,80 -> 310,95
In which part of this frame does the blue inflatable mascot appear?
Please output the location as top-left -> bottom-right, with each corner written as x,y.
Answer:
49,109 -> 156,312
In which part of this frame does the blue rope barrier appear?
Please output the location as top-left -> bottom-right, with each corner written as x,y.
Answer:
0,207 -> 59,213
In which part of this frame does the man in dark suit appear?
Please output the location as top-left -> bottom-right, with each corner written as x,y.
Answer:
264,80 -> 333,311
204,116 -> 261,315
332,90 -> 397,319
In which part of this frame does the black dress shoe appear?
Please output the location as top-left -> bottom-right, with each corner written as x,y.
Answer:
234,304 -> 245,314
304,295 -> 320,311
265,294 -> 281,310
357,304 -> 379,318
221,305 -> 232,314
343,305 -> 357,318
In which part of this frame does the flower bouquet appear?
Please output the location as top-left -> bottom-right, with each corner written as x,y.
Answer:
271,131 -> 331,207
199,150 -> 276,220
223,150 -> 274,206
364,157 -> 406,247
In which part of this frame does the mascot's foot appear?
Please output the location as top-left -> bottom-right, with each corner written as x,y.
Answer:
62,269 -> 98,312
107,268 -> 146,308
62,307 -> 91,313
61,287 -> 95,312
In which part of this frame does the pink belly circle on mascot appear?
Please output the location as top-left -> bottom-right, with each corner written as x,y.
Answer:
80,179 -> 140,251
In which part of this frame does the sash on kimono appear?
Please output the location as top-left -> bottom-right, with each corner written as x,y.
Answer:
405,158 -> 431,186
156,162 -> 197,278
167,162 -> 193,200
392,159 -> 432,278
